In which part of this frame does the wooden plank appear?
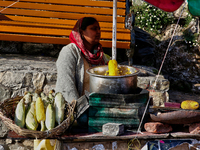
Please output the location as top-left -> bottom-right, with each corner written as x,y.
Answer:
102,32 -> 130,41
0,24 -> 71,36
0,21 -> 130,33
0,21 -> 74,30
0,15 -> 77,26
0,33 -> 70,44
171,132 -> 200,138
0,0 -> 130,48
1,0 -> 126,8
7,130 -> 170,141
0,33 -> 130,49
0,1 -> 125,16
0,15 -> 127,29
101,40 -> 130,49
0,25 -> 130,40
0,8 -> 125,23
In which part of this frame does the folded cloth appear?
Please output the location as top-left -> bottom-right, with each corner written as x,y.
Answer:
75,91 -> 90,119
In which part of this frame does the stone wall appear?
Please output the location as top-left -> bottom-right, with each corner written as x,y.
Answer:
0,54 -> 57,101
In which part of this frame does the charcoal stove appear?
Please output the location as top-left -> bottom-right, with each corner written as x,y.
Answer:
86,65 -> 149,133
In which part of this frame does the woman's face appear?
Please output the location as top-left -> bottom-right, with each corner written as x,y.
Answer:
82,21 -> 101,46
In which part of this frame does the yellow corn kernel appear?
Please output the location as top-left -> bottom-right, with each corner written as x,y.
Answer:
36,97 -> 46,131
108,59 -> 119,76
181,100 -> 199,110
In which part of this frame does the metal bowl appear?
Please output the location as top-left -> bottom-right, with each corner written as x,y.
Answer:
86,65 -> 140,94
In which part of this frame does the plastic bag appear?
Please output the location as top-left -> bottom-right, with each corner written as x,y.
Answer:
132,27 -> 155,66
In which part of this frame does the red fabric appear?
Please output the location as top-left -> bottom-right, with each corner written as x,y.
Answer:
144,0 -> 184,12
69,18 -> 105,65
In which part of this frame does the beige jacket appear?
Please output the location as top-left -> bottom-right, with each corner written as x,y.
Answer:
55,43 -> 110,103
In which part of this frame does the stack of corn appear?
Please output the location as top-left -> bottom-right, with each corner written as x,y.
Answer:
14,90 -> 67,131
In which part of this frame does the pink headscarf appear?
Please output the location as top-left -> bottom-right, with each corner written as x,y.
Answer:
69,18 -> 105,65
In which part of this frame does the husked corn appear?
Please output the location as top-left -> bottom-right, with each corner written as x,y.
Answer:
45,103 -> 55,130
108,59 -> 119,76
25,101 -> 38,130
36,97 -> 46,131
54,92 -> 65,125
14,98 -> 26,128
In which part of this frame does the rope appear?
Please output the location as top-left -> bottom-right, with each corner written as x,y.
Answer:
128,2 -> 187,149
128,138 -> 141,150
0,0 -> 20,13
136,96 -> 151,137
153,2 -> 186,87
127,97 -> 151,150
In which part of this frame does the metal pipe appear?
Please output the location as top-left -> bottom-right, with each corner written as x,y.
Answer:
112,0 -> 117,60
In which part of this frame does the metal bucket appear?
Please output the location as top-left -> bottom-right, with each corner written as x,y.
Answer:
86,65 -> 140,94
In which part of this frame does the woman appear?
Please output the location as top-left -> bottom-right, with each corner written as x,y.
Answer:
55,17 -> 110,103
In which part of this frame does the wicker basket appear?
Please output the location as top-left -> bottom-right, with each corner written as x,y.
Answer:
0,96 -> 76,138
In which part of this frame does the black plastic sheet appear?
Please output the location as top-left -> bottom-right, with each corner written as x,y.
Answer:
132,27 -> 155,66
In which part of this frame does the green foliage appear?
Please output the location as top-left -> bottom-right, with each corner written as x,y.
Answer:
184,13 -> 193,27
130,3 -> 199,47
130,3 -> 175,35
183,29 -> 199,48
183,29 -> 195,43
152,69 -> 159,75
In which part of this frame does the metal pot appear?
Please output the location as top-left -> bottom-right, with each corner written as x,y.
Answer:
86,65 -> 140,94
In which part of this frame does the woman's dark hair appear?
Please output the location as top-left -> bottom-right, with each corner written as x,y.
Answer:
81,17 -> 98,30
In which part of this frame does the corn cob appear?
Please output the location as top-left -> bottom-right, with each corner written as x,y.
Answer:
23,92 -> 32,105
22,92 -> 32,111
108,59 -> 119,76
32,92 -> 39,102
34,139 -> 55,150
45,103 -> 55,130
181,100 -> 199,110
25,101 -> 38,130
35,97 -> 46,131
34,139 -> 41,150
14,98 -> 26,128
54,92 -> 65,125
48,90 -> 55,102
41,92 -> 49,109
